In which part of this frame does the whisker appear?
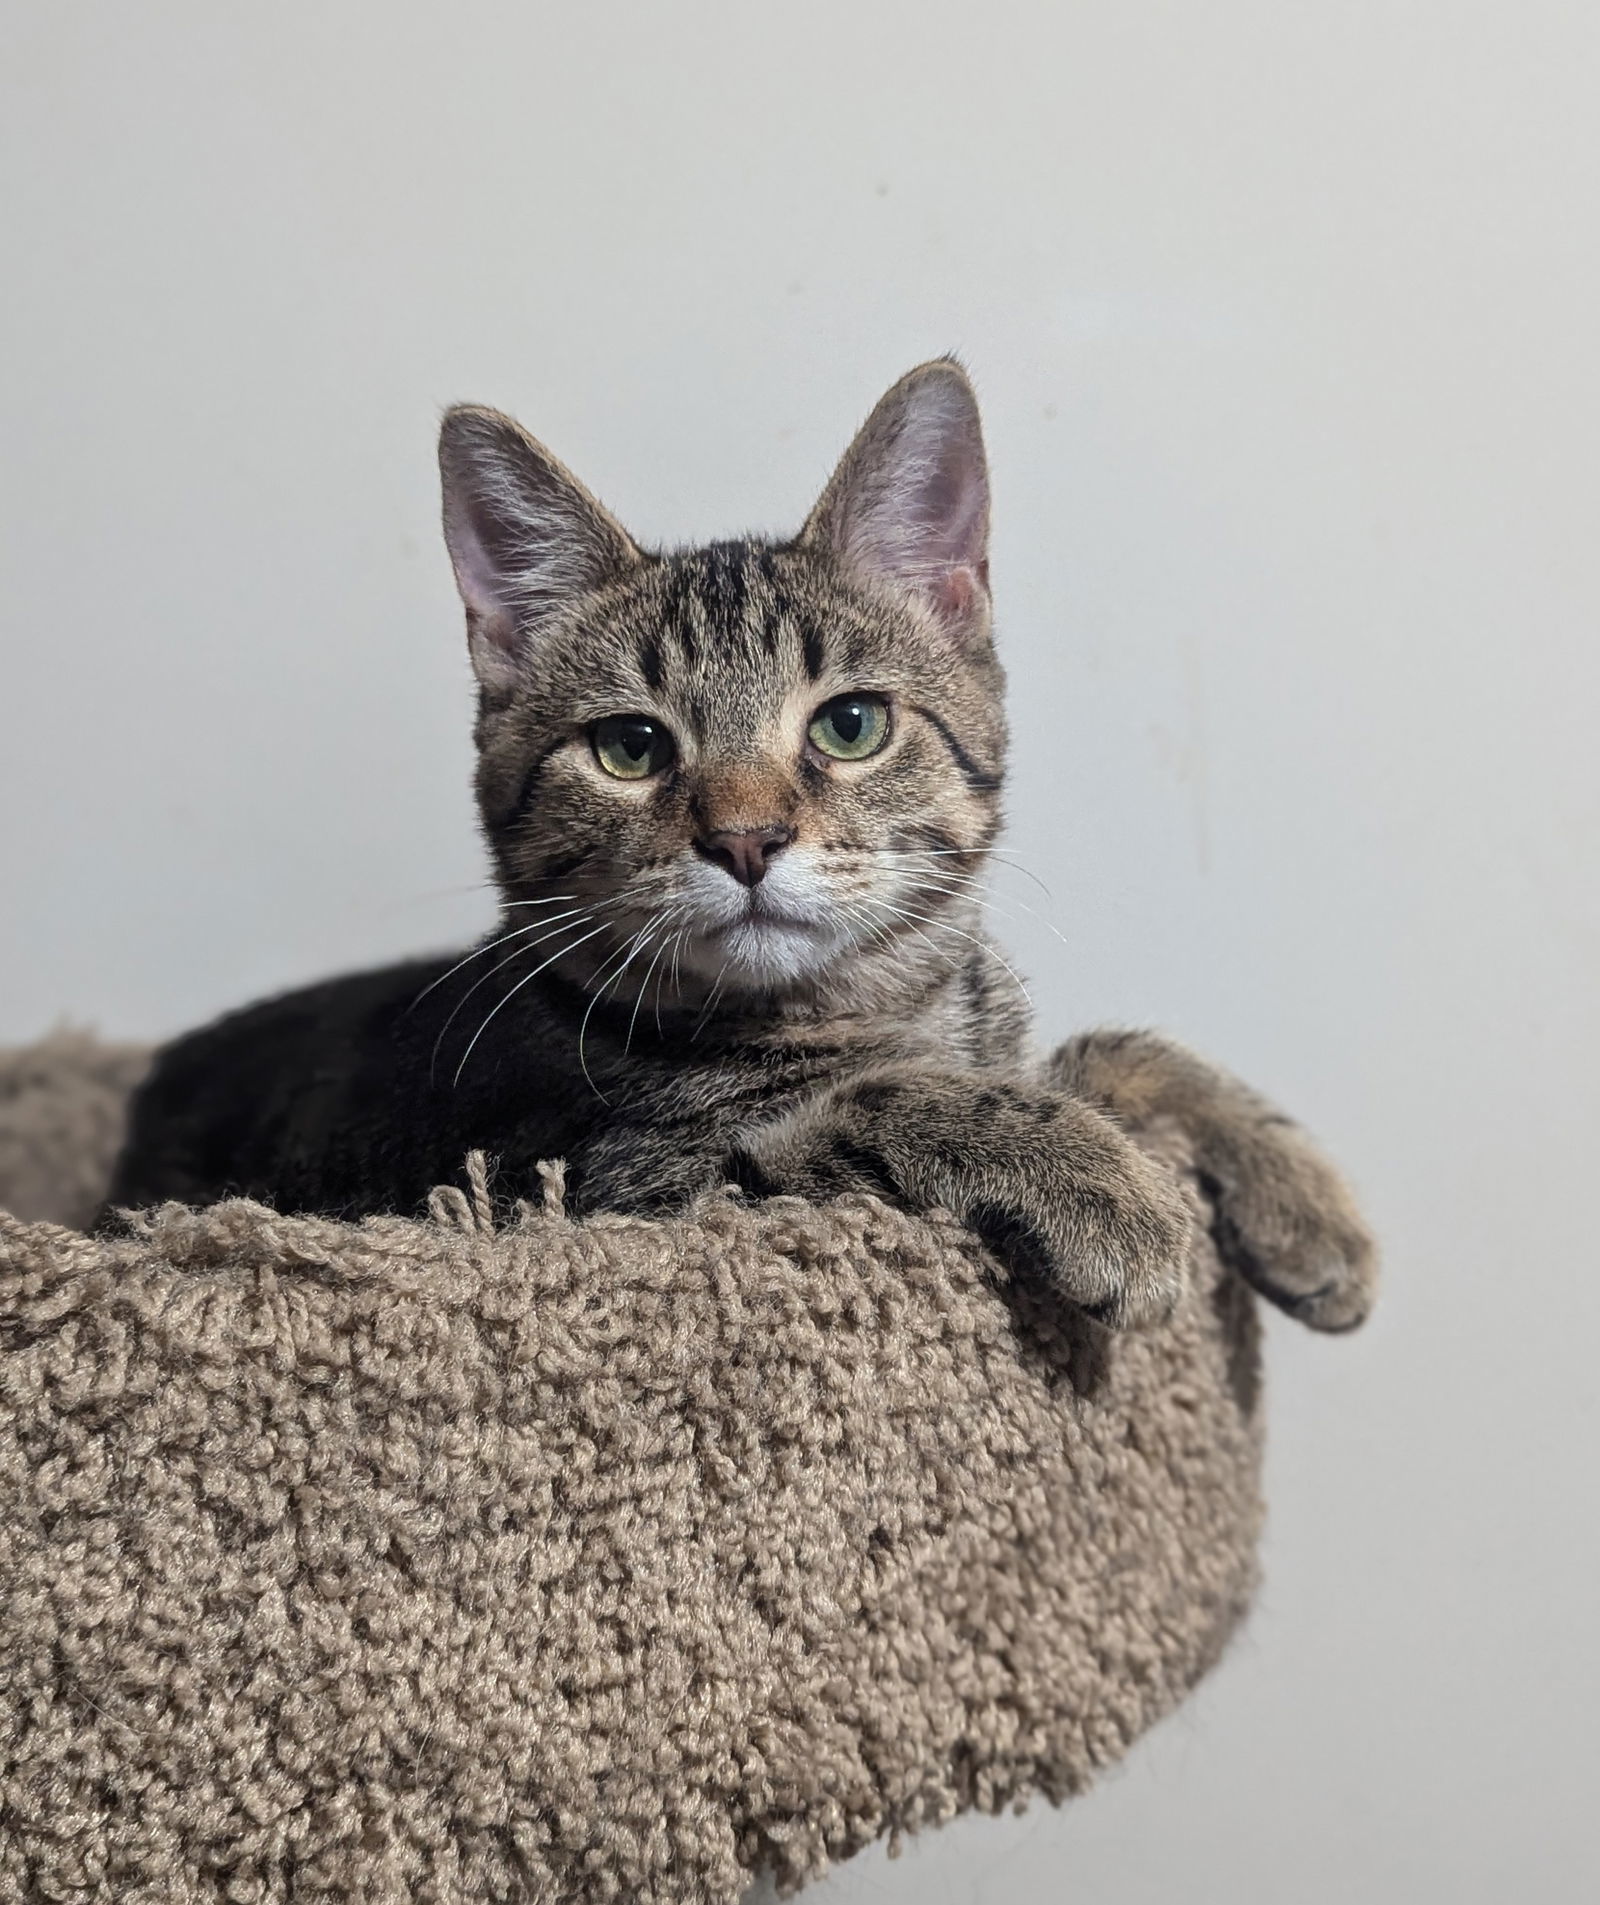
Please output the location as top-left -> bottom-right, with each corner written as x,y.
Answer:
429,920 -> 603,1078
452,918 -> 616,1087
893,869 -> 1072,954
578,914 -> 665,1100
408,902 -> 591,1013
864,845 -> 1054,900
375,877 -> 502,915
625,910 -> 686,1057
839,903 -> 900,965
862,846 -> 1071,953
427,903 -> 634,1078
654,927 -> 690,1037
857,898 -> 953,983
863,898 -> 1033,1009
690,959 -> 731,1041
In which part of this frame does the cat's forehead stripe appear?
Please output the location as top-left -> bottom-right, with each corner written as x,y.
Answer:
638,540 -> 817,693
638,628 -> 665,693
802,622 -> 825,681
698,541 -> 750,627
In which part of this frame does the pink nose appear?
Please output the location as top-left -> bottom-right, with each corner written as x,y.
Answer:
695,825 -> 794,888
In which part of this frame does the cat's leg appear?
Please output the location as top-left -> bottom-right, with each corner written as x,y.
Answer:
731,1069 -> 1193,1328
1044,1030 -> 1376,1332
557,1120 -> 734,1217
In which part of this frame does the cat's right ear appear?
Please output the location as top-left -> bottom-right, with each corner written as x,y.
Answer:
800,358 -> 991,646
438,406 -> 640,695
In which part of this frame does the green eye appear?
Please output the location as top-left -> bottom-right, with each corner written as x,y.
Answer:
592,714 -> 675,780
808,693 -> 890,762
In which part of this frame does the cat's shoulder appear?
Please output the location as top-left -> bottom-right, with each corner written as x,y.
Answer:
105,955 -> 467,1208
151,955 -> 457,1078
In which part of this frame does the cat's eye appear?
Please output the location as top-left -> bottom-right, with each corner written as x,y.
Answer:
808,692 -> 890,762
592,714 -> 676,780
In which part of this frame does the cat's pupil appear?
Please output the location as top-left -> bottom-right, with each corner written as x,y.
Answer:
592,713 -> 675,779
831,703 -> 865,744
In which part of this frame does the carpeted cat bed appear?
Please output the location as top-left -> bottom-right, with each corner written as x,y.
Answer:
1,1033 -> 1265,1904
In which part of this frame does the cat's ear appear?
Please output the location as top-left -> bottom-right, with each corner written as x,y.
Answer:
438,406 -> 640,694
801,358 -> 991,641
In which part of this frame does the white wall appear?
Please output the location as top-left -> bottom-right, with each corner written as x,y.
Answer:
4,4 -> 1597,1898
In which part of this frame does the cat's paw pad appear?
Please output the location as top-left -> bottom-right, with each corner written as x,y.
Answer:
1211,1130 -> 1377,1332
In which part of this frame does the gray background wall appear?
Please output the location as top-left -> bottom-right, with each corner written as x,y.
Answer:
3,4 -> 1596,1899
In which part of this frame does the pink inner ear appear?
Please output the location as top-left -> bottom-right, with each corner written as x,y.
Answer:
936,566 -> 981,618
836,372 -> 991,619
923,459 -> 988,576
467,601 -> 520,665
442,487 -> 536,680
454,543 -> 517,637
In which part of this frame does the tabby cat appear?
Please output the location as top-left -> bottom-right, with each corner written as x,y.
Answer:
108,361 -> 1375,1333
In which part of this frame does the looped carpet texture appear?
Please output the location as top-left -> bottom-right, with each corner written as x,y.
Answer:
0,1032 -> 1264,1903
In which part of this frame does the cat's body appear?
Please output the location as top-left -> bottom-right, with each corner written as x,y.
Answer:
112,899 -> 1023,1224
109,364 -> 1376,1333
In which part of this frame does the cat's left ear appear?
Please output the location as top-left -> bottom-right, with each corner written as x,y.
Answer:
438,405 -> 640,696
801,358 -> 991,643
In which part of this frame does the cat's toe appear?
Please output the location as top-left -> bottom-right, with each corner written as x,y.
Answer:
1046,1157 -> 1193,1330
1213,1145 -> 1378,1333
1255,1214 -> 1377,1332
967,1187 -> 1187,1329
1272,1252 -> 1375,1332
1089,1197 -> 1192,1327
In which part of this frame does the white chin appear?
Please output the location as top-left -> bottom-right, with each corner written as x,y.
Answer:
683,919 -> 837,991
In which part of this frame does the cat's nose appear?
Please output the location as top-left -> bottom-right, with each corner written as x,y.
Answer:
695,824 -> 795,888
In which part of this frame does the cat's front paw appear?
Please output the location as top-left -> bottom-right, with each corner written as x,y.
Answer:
965,1140 -> 1193,1330
1208,1125 -> 1377,1332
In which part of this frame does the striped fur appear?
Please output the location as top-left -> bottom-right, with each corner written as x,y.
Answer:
108,364 -> 1375,1333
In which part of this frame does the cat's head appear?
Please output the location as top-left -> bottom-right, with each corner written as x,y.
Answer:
438,360 -> 1007,1010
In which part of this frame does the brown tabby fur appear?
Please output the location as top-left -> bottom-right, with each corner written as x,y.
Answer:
107,362 -> 1375,1334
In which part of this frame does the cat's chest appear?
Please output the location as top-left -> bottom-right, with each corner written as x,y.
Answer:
617,969 -> 1019,1118
614,1039 -> 847,1127
615,1015 -> 974,1130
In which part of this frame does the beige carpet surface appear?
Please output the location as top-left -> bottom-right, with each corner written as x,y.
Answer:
0,1034 -> 1264,1903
